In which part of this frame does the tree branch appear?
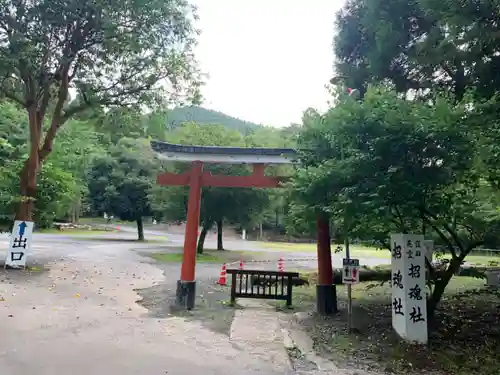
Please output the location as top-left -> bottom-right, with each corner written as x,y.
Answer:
35,74 -> 52,131
38,65 -> 70,162
421,211 -> 458,259
61,82 -> 157,122
420,206 -> 465,253
463,240 -> 485,258
425,256 -> 436,280
391,205 -> 408,232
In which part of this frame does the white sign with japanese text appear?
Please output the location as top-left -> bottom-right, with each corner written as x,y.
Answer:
342,258 -> 360,284
391,233 -> 428,344
5,220 -> 34,269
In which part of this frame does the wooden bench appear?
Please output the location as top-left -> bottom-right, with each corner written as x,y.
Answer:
226,269 -> 299,307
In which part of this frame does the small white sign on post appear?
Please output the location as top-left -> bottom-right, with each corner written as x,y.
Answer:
342,258 -> 360,284
5,220 -> 34,269
391,233 -> 428,344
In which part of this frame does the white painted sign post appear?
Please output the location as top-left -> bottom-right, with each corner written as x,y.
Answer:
391,233 -> 428,344
5,220 -> 34,269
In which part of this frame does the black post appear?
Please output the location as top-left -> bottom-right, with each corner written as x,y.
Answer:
286,275 -> 293,308
175,280 -> 196,310
230,273 -> 237,306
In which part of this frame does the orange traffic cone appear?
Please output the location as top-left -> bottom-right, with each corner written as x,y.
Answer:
278,257 -> 284,272
217,263 -> 227,285
239,259 -> 244,270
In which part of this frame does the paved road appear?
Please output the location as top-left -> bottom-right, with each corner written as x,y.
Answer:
0,229 -> 297,375
95,224 -> 390,269
1,225 -> 389,271
0,226 -> 389,374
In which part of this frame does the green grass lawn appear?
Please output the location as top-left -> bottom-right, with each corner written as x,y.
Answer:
78,217 -> 128,225
81,237 -> 169,243
150,248 -> 268,264
257,241 -> 390,258
152,252 -> 226,263
37,228 -> 114,235
258,241 -> 500,265
464,254 -> 500,265
289,273 -> 487,308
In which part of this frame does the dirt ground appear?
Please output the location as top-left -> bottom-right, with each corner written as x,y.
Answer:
136,262 -> 236,335
279,277 -> 500,375
136,248 -> 288,336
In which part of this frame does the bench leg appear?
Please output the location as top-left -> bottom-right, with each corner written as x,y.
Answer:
286,277 -> 293,308
230,273 -> 237,306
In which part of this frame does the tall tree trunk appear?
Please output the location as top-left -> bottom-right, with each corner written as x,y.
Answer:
16,154 -> 39,221
137,217 -> 144,241
15,65 -> 71,223
197,225 -> 209,254
217,219 -> 224,250
75,197 -> 81,223
71,197 -> 81,223
427,258 -> 461,329
16,103 -> 42,221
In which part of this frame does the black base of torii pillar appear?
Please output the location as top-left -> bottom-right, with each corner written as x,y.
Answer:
316,215 -> 338,315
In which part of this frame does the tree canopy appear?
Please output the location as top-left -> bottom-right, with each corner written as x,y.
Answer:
87,138 -> 159,240
290,86 -> 500,319
0,0 -> 201,220
0,91 -> 295,239
334,0 -> 500,101
166,106 -> 262,133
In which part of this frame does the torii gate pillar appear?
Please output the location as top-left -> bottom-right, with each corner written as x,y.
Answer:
175,161 -> 203,308
152,140 -> 338,312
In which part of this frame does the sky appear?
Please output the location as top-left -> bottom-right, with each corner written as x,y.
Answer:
190,0 -> 346,128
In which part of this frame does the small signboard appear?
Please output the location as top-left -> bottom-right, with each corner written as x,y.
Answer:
342,258 -> 360,284
5,220 -> 34,269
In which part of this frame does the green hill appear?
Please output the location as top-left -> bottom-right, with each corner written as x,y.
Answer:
166,106 -> 261,133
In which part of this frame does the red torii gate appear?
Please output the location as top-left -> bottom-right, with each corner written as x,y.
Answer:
151,141 -> 336,313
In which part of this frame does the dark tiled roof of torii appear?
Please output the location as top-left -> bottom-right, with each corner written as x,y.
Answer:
150,140 -> 297,157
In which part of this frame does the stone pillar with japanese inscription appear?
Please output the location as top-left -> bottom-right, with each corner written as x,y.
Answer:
391,233 -> 428,344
